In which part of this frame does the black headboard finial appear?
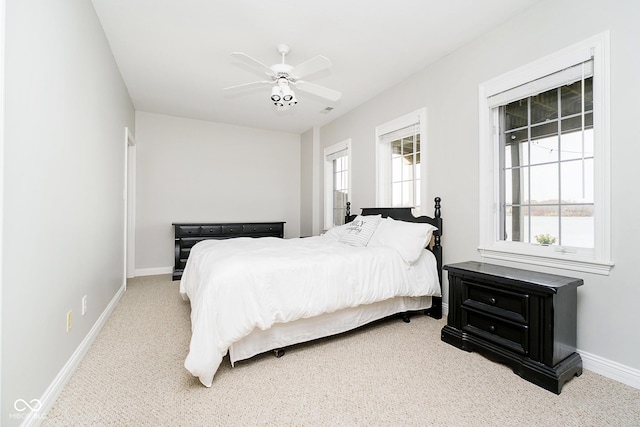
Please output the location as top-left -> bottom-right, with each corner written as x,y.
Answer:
433,197 -> 442,252
346,201 -> 351,217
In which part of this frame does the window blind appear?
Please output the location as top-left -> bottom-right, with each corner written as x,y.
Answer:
325,147 -> 348,162
379,122 -> 419,144
488,59 -> 593,108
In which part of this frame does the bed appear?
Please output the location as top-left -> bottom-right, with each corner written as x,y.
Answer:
180,198 -> 443,387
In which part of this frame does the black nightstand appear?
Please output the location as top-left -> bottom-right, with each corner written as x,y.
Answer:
441,261 -> 583,394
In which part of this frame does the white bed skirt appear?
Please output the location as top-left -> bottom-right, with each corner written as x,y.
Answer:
229,295 -> 432,365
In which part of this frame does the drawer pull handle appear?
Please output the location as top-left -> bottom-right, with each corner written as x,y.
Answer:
489,325 -> 496,332
489,297 -> 496,305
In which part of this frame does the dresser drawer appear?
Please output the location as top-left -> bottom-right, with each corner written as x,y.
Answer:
463,308 -> 529,355
462,280 -> 529,324
175,225 -> 201,237
200,225 -> 222,236
221,225 -> 242,235
179,237 -> 204,249
179,246 -> 193,260
242,223 -> 282,234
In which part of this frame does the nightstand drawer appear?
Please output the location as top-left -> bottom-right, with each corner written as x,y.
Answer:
462,280 -> 529,324
463,308 -> 529,355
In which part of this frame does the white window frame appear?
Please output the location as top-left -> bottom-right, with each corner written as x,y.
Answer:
324,139 -> 351,230
478,32 -> 613,275
375,108 -> 427,214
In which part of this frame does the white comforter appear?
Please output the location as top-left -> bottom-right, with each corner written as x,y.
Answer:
179,235 -> 440,387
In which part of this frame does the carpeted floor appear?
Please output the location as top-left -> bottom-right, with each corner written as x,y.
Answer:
43,275 -> 640,426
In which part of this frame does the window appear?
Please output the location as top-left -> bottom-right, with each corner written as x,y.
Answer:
478,33 -> 613,275
324,139 -> 351,229
500,69 -> 593,247
376,108 -> 426,215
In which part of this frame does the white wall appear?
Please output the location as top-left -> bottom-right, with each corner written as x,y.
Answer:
134,112 -> 301,273
315,0 -> 640,379
300,128 -> 314,237
1,1 -> 135,424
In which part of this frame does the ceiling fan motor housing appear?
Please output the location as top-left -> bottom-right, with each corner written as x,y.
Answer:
271,64 -> 294,80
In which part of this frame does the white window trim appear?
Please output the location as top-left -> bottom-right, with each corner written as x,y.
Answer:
375,108 -> 427,213
478,32 -> 613,275
324,139 -> 351,230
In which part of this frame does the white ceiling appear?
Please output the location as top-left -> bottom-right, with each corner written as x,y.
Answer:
91,0 -> 541,134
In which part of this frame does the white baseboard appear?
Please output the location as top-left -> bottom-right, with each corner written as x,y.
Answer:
23,283 -> 126,426
134,266 -> 172,277
579,349 -> 640,390
440,303 -> 638,390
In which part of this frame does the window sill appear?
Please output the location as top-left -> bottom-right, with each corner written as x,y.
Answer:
477,247 -> 614,276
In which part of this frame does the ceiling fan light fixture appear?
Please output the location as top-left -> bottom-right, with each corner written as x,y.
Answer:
270,86 -> 282,102
281,84 -> 294,102
273,78 -> 297,107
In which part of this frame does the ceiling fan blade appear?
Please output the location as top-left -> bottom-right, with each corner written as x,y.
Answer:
295,81 -> 342,102
230,52 -> 274,76
223,80 -> 271,92
290,55 -> 332,79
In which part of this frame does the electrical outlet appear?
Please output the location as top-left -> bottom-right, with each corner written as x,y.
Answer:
66,310 -> 72,332
82,295 -> 87,316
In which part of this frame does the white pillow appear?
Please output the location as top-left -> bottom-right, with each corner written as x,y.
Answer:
368,217 -> 438,264
338,215 -> 382,247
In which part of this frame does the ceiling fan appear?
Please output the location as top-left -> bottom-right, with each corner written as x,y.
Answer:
223,44 -> 342,110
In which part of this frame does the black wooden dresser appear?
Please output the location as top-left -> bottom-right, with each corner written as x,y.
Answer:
172,222 -> 285,280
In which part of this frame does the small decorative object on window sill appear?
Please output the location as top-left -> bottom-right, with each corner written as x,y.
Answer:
535,234 -> 557,245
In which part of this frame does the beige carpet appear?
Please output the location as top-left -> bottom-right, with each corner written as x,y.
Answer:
43,275 -> 640,426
